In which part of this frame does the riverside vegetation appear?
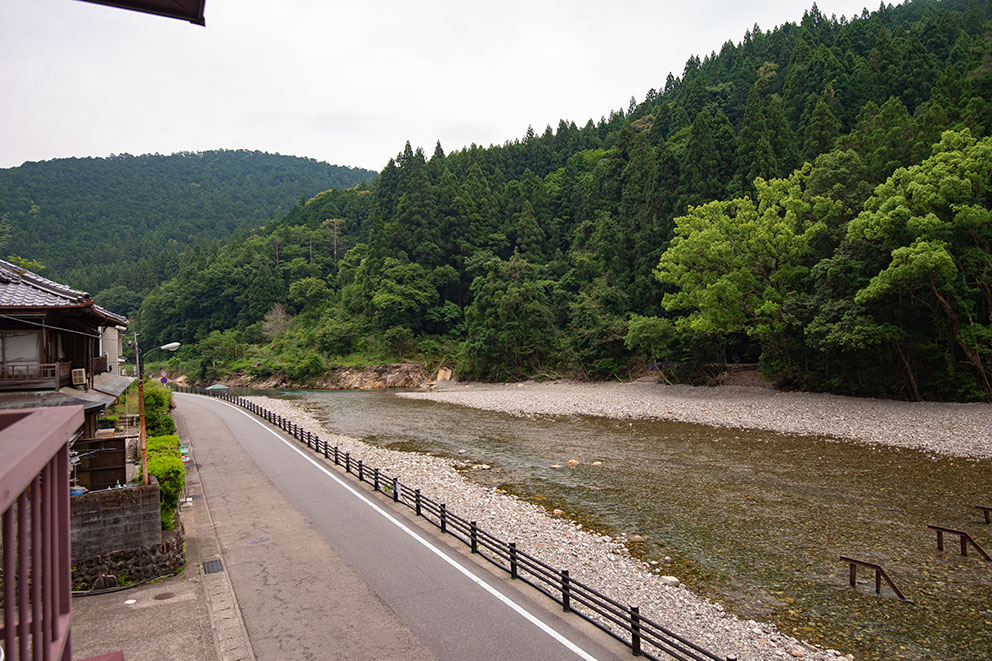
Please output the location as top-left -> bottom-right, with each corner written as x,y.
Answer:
132,0 -> 992,402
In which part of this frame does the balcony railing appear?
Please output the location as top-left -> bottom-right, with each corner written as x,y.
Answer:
0,405 -> 83,661
0,363 -> 73,391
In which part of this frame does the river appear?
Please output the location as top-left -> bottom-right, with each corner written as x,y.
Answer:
254,388 -> 992,660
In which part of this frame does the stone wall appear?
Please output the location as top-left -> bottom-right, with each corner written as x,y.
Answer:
68,477 -> 185,591
72,525 -> 184,591
70,479 -> 162,558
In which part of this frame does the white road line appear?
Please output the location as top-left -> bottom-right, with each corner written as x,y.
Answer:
197,394 -> 601,661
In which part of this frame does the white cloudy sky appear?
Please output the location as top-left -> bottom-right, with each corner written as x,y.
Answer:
1,0 -> 873,172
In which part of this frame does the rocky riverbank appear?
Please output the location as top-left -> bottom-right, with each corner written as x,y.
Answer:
190,363 -> 428,390
400,380 -> 992,460
247,393 -> 855,661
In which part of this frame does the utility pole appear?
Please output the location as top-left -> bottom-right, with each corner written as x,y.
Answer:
133,335 -> 180,487
134,331 -> 149,486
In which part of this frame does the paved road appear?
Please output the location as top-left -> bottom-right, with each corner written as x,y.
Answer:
173,393 -> 624,661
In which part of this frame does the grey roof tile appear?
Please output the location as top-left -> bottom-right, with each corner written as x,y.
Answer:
0,259 -> 128,324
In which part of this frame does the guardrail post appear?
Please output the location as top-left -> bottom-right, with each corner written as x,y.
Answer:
358,460 -> 364,482
440,504 -> 447,533
392,477 -> 399,502
415,489 -> 421,516
470,521 -> 478,553
333,446 -> 339,465
374,468 -> 380,492
630,605 -> 642,656
562,570 -> 570,612
345,453 -> 351,473
322,439 -> 329,459
510,542 -> 518,579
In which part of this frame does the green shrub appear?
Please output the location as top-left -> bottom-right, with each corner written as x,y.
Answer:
381,326 -> 415,356
142,380 -> 172,415
315,315 -> 358,355
97,415 -> 119,428
147,455 -> 185,530
285,353 -> 325,383
146,411 -> 176,436
147,434 -> 180,458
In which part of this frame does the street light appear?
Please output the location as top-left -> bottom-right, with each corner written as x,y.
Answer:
134,333 -> 181,486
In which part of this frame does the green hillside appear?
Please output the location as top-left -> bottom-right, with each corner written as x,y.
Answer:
137,0 -> 992,400
0,150 -> 376,315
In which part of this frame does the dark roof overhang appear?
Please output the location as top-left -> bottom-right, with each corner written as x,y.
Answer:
79,0 -> 206,26
0,303 -> 128,327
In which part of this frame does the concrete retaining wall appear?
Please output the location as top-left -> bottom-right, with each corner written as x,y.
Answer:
70,479 -> 162,558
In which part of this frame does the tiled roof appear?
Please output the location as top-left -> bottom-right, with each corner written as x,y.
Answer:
0,259 -> 128,324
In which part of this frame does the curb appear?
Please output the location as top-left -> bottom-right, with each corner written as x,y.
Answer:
179,422 -> 256,661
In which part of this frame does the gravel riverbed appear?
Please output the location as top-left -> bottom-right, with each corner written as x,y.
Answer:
243,386 -> 934,661
400,380 -> 992,460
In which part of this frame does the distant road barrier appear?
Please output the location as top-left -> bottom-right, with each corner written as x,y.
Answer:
173,384 -> 737,661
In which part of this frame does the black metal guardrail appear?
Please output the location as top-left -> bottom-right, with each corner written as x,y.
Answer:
173,385 -> 737,661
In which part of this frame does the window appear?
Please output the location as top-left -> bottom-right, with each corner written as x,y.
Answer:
1,331 -> 41,364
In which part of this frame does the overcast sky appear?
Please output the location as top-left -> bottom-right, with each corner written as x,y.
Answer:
1,0 -> 874,172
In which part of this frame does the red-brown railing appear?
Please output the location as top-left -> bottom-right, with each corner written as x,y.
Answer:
0,405 -> 83,661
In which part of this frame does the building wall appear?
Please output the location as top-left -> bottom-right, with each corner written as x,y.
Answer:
102,326 -> 122,375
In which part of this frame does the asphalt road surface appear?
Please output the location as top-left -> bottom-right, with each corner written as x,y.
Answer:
173,393 -> 625,661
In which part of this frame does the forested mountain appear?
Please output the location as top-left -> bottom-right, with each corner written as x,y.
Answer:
141,0 -> 992,401
0,150 -> 376,316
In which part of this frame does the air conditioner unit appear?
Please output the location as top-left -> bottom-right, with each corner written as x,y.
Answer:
71,368 -> 86,386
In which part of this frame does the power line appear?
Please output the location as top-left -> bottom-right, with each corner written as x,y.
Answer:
0,312 -> 102,338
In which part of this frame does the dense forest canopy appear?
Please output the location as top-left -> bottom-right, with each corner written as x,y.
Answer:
117,0 -> 992,399
0,150 -> 376,316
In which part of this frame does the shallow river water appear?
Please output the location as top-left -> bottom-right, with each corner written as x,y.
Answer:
258,389 -> 991,660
